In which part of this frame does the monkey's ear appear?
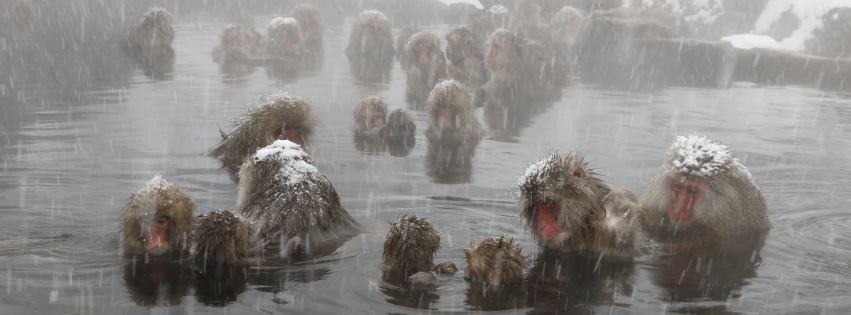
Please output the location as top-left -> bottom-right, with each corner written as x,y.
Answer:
571,168 -> 585,178
464,248 -> 471,259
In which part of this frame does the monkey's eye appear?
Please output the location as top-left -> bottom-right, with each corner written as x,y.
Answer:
156,216 -> 169,224
686,187 -> 699,195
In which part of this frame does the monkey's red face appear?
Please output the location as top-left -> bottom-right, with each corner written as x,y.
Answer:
371,113 -> 385,129
417,45 -> 432,65
436,104 -> 457,129
668,176 -> 706,225
144,215 -> 172,255
486,40 -> 503,68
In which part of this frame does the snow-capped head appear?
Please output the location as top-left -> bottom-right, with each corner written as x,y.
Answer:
268,17 -> 298,31
667,135 -> 732,178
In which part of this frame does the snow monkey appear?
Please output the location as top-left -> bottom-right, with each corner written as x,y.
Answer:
210,93 -> 316,178
121,176 -> 194,258
464,236 -> 526,290
517,153 -> 639,255
403,31 -> 448,106
353,96 -> 388,137
380,215 -> 441,284
396,26 -> 419,68
236,140 -> 360,260
345,10 -> 394,81
382,109 -> 417,157
445,26 -> 488,89
212,23 -> 263,65
192,209 -> 252,274
265,17 -> 302,59
640,135 -> 769,246
424,79 -> 481,151
125,7 -> 175,52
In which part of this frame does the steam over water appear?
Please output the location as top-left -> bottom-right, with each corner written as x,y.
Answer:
1,0 -> 851,314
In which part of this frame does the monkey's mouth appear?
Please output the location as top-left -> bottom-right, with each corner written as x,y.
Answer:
534,201 -> 560,241
143,216 -> 172,255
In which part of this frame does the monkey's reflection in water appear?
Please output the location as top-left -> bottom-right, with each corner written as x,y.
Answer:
123,260 -> 191,307
525,250 -> 635,313
647,236 -> 766,313
245,265 -> 332,305
194,265 -> 247,306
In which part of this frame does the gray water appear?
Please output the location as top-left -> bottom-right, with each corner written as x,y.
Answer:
2,3 -> 851,315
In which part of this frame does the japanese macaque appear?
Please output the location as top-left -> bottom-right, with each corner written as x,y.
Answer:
403,32 -> 448,106
237,140 -> 361,260
424,80 -> 481,150
424,80 -> 481,183
210,93 -> 316,178
120,176 -> 194,258
445,26 -> 488,89
380,215 -> 441,284
124,7 -> 175,52
122,7 -> 176,79
212,24 -> 263,65
353,96 -> 388,137
345,10 -> 394,82
640,135 -> 770,247
548,6 -> 586,60
464,236 -> 526,290
396,26 -> 419,68
517,153 -> 639,256
381,109 -> 417,157
479,29 -> 555,111
265,17 -> 302,60
11,0 -> 33,31
290,4 -> 323,63
192,210 -> 252,274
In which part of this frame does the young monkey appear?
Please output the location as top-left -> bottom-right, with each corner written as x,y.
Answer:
120,176 -> 194,258
380,215 -> 443,285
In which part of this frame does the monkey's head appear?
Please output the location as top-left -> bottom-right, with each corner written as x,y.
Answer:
267,17 -> 302,56
263,94 -> 315,146
122,176 -> 195,257
484,29 -> 521,71
464,237 -> 526,290
381,215 -> 440,282
193,210 -> 252,272
221,24 -> 260,56
355,10 -> 391,51
382,109 -> 416,156
406,32 -> 442,68
445,26 -> 480,65
140,7 -> 174,46
517,153 -> 611,250
426,80 -> 473,135
548,6 -> 586,48
291,4 -> 322,33
354,96 -> 387,131
641,135 -> 769,240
